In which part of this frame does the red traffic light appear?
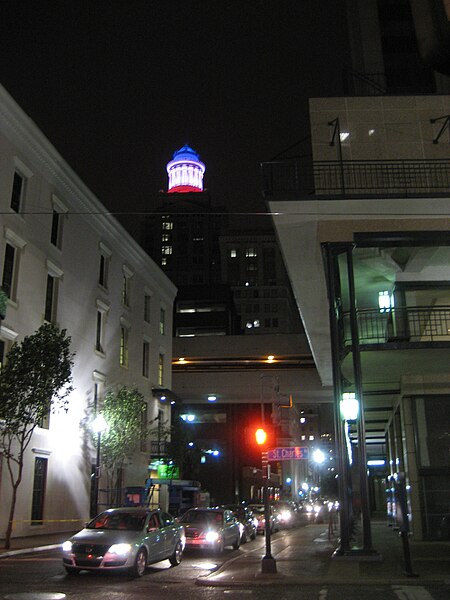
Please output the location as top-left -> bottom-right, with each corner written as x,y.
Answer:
255,428 -> 268,445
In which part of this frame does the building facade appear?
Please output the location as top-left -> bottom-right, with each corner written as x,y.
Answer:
264,93 -> 450,543
0,84 -> 177,540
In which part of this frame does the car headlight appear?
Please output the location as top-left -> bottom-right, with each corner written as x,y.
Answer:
107,543 -> 132,556
279,510 -> 291,521
313,505 -> 322,514
205,530 -> 220,543
62,540 -> 72,552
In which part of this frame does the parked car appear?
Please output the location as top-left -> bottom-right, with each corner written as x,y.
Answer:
220,504 -> 257,543
178,507 -> 241,554
62,507 -> 185,577
247,503 -> 279,534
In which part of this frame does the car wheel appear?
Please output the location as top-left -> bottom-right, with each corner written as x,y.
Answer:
130,547 -> 147,578
250,529 -> 256,540
64,566 -> 80,576
214,537 -> 224,555
169,540 -> 183,566
232,533 -> 241,550
241,529 -> 247,544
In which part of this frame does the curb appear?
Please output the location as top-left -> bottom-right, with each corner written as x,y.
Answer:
0,544 -> 61,558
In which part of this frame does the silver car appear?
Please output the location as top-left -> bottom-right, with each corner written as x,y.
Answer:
62,507 -> 185,577
179,507 -> 241,554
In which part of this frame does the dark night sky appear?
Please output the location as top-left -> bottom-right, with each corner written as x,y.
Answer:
0,1 -> 350,236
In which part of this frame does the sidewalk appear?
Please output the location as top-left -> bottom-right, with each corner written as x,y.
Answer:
1,520 -> 449,587
198,519 -> 450,586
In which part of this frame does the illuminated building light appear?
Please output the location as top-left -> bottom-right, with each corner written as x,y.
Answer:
367,459 -> 385,466
378,290 -> 394,313
166,145 -> 205,193
340,131 -> 350,142
207,395 -> 217,402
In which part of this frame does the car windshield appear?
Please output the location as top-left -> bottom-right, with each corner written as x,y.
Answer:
88,512 -> 147,531
179,511 -> 223,526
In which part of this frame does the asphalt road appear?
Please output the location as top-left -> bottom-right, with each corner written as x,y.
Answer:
0,530 -> 448,600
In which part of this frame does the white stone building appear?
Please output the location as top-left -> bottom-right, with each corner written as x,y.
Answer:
0,84 -> 176,541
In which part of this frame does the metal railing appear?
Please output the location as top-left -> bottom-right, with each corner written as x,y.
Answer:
261,159 -> 450,198
342,306 -> 450,345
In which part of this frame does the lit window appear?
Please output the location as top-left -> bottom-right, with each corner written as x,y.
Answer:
120,326 -> 129,367
245,248 -> 257,257
160,308 -> 165,335
253,320 -> 260,328
158,353 -> 164,386
300,417 -> 306,424
229,249 -> 237,258
309,435 -> 315,441
162,245 -> 172,255
162,233 -> 170,242
162,220 -> 173,230
161,257 -> 167,266
301,435 -> 306,441
378,290 -> 394,313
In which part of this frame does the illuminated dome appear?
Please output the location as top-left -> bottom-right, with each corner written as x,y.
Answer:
167,145 -> 205,193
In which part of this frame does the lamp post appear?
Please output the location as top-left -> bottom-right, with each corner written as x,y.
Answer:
255,428 -> 277,574
92,413 -> 108,517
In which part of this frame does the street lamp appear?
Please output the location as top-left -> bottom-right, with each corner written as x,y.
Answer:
92,413 -> 108,517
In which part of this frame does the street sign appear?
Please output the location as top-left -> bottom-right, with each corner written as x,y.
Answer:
267,446 -> 309,461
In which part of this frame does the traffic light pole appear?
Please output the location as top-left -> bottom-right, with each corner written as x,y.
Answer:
261,451 -> 277,574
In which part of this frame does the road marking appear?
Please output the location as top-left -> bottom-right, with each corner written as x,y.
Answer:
392,585 -> 434,600
223,591 -> 253,595
5,594 -> 66,600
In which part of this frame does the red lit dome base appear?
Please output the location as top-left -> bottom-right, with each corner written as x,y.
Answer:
168,185 -> 202,194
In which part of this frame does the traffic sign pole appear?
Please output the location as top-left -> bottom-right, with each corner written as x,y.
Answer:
261,450 -> 277,574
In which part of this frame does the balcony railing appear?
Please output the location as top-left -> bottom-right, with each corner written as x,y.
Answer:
342,306 -> 450,346
261,159 -> 450,198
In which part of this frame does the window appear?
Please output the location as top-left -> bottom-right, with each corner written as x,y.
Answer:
144,293 -> 151,323
2,243 -> 16,299
31,457 -> 48,525
246,248 -> 257,257
122,266 -> 133,307
99,255 -> 108,288
10,172 -> 24,213
120,326 -> 129,367
158,353 -> 164,386
162,220 -> 173,230
95,300 -> 109,354
162,233 -> 170,242
229,249 -> 237,258
95,311 -> 104,353
162,245 -> 172,255
44,274 -> 57,323
142,340 -> 150,378
160,308 -> 165,335
98,243 -> 111,289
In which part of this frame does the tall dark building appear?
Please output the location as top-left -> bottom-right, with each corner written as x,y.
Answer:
141,145 -> 227,288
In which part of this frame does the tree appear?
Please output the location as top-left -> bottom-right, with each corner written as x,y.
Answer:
97,387 -> 147,507
0,323 -> 74,548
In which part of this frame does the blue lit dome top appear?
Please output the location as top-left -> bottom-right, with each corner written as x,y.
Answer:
172,144 -> 201,162
167,144 -> 205,193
